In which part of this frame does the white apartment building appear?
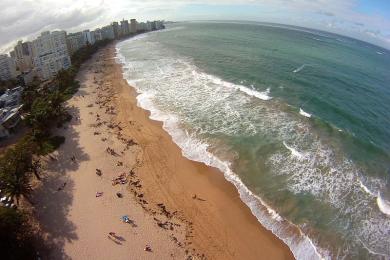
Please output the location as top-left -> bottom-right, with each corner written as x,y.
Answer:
32,31 -> 71,80
93,29 -> 103,42
130,19 -> 137,33
82,30 -> 96,45
112,22 -> 121,39
66,32 -> 84,55
11,41 -> 34,73
156,21 -> 165,30
146,21 -> 153,31
0,54 -> 18,81
101,25 -> 115,40
120,20 -> 130,36
137,22 -> 147,32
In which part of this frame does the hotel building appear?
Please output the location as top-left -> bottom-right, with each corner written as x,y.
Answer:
130,19 -> 138,33
120,19 -> 130,37
11,41 -> 34,73
32,31 -> 71,80
0,54 -> 18,81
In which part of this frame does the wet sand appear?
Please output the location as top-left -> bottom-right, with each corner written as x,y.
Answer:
34,42 -> 294,259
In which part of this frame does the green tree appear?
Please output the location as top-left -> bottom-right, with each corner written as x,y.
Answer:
0,207 -> 36,259
56,69 -> 75,92
21,78 -> 40,112
0,141 -> 35,205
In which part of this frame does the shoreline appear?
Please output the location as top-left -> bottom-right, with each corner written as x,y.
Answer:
113,41 -> 294,259
34,41 -> 294,259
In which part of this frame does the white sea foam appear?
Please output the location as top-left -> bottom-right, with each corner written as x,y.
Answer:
358,179 -> 376,197
116,43 -> 327,260
377,194 -> 390,216
135,90 -> 326,260
116,36 -> 390,259
193,70 -> 272,101
269,139 -> 390,257
376,51 -> 384,55
293,64 -> 306,73
283,141 -> 304,159
299,108 -> 312,118
358,179 -> 390,217
239,86 -> 272,100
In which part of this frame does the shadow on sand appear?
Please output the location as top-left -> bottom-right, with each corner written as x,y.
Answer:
33,106 -> 90,259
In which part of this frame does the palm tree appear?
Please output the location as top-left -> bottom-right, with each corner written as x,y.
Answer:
0,144 -> 34,205
0,170 -> 32,205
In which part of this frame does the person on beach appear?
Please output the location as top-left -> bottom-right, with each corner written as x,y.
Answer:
108,232 -> 121,244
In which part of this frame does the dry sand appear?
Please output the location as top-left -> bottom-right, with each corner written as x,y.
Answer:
33,43 -> 294,260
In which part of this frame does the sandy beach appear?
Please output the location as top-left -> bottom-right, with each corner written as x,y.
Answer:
33,42 -> 294,259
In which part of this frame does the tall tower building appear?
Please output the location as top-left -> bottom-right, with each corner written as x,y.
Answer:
120,19 -> 130,36
130,19 -> 138,33
32,31 -> 71,80
112,22 -> 121,39
12,41 -> 34,72
0,54 -> 17,81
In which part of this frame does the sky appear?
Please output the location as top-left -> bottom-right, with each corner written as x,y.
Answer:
0,0 -> 389,53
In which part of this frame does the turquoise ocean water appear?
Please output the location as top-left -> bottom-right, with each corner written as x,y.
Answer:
116,22 -> 390,259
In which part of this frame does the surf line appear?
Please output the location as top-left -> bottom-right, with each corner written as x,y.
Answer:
293,64 -> 306,73
283,141 -> 304,159
358,179 -> 390,217
299,108 -> 311,118
299,96 -> 314,118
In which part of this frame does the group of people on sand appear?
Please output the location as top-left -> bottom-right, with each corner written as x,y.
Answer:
83,66 -> 154,254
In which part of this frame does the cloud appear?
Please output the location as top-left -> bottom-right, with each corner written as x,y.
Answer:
0,0 -> 106,52
317,10 -> 335,17
364,29 -> 381,37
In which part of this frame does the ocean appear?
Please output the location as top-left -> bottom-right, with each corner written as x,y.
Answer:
116,22 -> 390,259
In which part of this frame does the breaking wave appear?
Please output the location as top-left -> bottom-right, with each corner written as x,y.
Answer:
377,195 -> 390,216
283,141 -> 304,159
299,108 -> 312,118
133,88 -> 325,260
115,31 -> 390,259
293,64 -> 306,73
116,41 -> 325,260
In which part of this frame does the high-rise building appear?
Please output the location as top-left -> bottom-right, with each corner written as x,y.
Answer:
93,29 -> 103,42
32,31 -> 71,80
137,22 -> 147,32
66,32 -> 84,55
12,41 -> 34,73
0,54 -> 18,81
101,25 -> 115,40
146,21 -> 153,31
120,19 -> 130,36
112,22 -> 120,39
156,21 -> 165,30
130,19 -> 137,33
82,30 -> 96,45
